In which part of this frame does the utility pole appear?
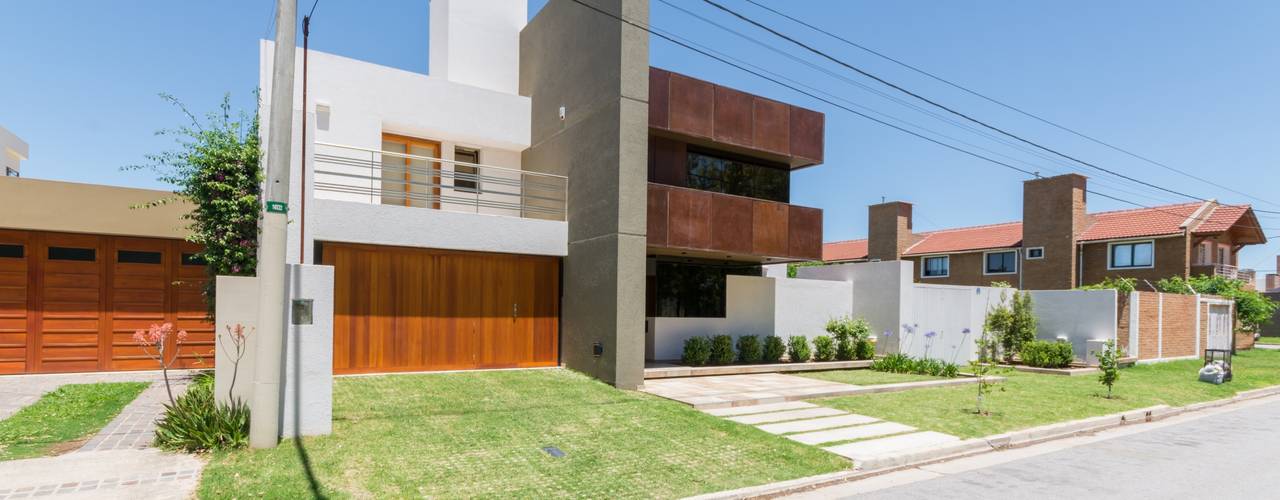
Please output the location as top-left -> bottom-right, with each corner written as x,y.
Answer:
250,0 -> 296,449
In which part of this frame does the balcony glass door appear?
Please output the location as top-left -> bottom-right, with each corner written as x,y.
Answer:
380,134 -> 441,209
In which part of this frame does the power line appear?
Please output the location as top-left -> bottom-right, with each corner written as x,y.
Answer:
739,0 -> 1280,211
563,0 -> 1275,238
655,0 -> 1188,206
698,0 -> 1215,204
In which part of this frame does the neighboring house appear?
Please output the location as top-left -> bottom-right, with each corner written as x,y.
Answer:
1265,256 -> 1279,292
824,174 -> 1268,290
1,125 -> 27,177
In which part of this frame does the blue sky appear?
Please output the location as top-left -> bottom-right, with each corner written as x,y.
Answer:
2,1 -> 1277,271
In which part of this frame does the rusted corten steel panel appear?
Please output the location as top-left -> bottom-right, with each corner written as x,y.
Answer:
650,67 -> 824,169
648,183 -> 821,261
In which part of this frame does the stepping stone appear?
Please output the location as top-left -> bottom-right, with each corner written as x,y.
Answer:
824,431 -> 960,460
703,401 -> 818,417
727,407 -> 846,425
787,422 -> 916,446
757,414 -> 880,434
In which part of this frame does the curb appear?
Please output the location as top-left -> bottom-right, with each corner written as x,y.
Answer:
689,384 -> 1280,500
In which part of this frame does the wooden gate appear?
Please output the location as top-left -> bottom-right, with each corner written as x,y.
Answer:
0,230 -> 213,374
322,242 -> 560,374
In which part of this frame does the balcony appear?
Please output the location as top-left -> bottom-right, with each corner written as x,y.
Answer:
646,183 -> 822,261
313,142 -> 567,221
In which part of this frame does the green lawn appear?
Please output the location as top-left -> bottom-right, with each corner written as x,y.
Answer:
797,369 -> 943,386
815,350 -> 1280,439
0,382 -> 148,461
198,369 -> 847,499
1257,336 -> 1280,345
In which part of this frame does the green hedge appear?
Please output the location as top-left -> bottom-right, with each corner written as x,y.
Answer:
1020,340 -> 1075,368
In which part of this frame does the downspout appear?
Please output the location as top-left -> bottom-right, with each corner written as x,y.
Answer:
299,14 -> 310,264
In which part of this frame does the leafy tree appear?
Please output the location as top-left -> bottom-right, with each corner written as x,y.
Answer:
786,260 -> 824,278
1157,275 -> 1279,332
1095,339 -> 1121,399
969,329 -> 1005,415
1007,290 -> 1038,359
126,93 -> 261,314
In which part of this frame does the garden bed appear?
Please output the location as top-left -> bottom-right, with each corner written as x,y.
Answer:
645,360 -> 872,379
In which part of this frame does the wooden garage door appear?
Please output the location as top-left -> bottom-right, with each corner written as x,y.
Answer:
322,242 -> 560,374
0,230 -> 214,374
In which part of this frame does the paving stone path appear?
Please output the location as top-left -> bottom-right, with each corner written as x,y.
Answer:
703,401 -> 959,464
0,372 -> 204,499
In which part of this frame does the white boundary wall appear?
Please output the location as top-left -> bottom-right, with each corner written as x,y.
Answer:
646,275 -> 851,360
1028,289 -> 1118,364
215,264 -> 334,437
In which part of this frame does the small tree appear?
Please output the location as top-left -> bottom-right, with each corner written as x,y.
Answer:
126,93 -> 262,315
134,323 -> 189,405
968,330 -> 1005,415
1007,291 -> 1038,360
1096,339 -> 1120,399
983,289 -> 1013,362
218,324 -> 253,401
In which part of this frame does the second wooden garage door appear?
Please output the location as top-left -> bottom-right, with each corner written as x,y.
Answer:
322,243 -> 560,374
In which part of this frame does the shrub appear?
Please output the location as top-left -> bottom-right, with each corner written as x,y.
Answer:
1079,276 -> 1137,295
736,335 -> 762,364
984,289 -> 1037,362
682,337 -> 711,366
1020,340 -> 1075,368
812,336 -> 836,361
870,352 -> 958,378
709,335 -> 735,366
154,373 -> 249,452
787,336 -> 812,363
827,316 -> 872,362
1158,275 -> 1279,332
762,336 -> 786,363
854,339 -> 875,360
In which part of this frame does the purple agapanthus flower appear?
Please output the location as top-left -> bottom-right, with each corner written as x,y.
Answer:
925,331 -> 937,338
883,330 -> 893,338
962,328 -> 972,334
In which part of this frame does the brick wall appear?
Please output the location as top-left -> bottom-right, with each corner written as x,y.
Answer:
1136,292 -> 1161,360
906,253 -> 1020,287
1129,291 -> 1204,360
1021,174 -> 1086,290
1080,235 -> 1190,287
1116,293 -> 1132,354
1160,293 -> 1198,358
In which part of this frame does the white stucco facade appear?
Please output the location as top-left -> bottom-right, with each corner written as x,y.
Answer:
1,125 -> 28,177
256,0 -> 565,263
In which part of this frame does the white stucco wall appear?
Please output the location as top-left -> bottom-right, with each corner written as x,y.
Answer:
282,264 -> 334,437
646,275 -> 854,361
1,125 -> 28,175
429,0 -> 526,94
1028,289 -> 1118,363
258,36 -> 544,263
214,264 -> 335,438
310,198 -> 567,257
800,261 -> 914,355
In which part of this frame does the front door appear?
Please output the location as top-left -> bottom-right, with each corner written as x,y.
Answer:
380,133 -> 442,209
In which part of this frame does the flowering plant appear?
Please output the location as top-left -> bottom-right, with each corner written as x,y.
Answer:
134,322 -> 189,405
218,324 -> 253,401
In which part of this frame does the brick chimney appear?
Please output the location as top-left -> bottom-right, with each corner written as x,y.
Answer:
868,201 -> 914,261
1021,174 -> 1088,289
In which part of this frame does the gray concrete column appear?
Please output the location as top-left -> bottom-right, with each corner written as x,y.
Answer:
520,0 -> 649,389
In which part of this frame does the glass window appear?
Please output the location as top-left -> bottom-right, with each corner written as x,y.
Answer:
1026,247 -> 1044,259
654,260 -> 761,318
4,167 -> 17,177
1110,241 -> 1154,268
685,151 -> 789,202
117,250 -> 162,265
0,244 -> 22,259
985,251 -> 1017,274
48,247 -> 95,262
922,256 -> 949,277
453,147 -> 480,193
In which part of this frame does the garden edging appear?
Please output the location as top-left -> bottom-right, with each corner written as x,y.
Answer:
686,383 -> 1280,500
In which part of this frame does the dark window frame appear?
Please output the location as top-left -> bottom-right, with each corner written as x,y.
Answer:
0,244 -> 23,259
921,255 -> 949,278
1109,240 -> 1155,269
117,250 -> 163,265
453,147 -> 481,193
48,246 -> 96,262
653,259 -> 762,318
984,250 -> 1018,275
684,149 -> 790,203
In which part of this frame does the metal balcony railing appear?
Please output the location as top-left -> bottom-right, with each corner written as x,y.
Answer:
1211,264 -> 1256,285
312,142 -> 567,221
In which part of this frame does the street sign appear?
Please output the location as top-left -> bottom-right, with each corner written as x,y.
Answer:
266,201 -> 288,214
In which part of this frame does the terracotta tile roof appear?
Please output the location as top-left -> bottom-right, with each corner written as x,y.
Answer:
1077,202 -> 1204,242
823,239 -> 868,262
1193,204 -> 1249,234
903,222 -> 1023,256
823,201 -> 1262,259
